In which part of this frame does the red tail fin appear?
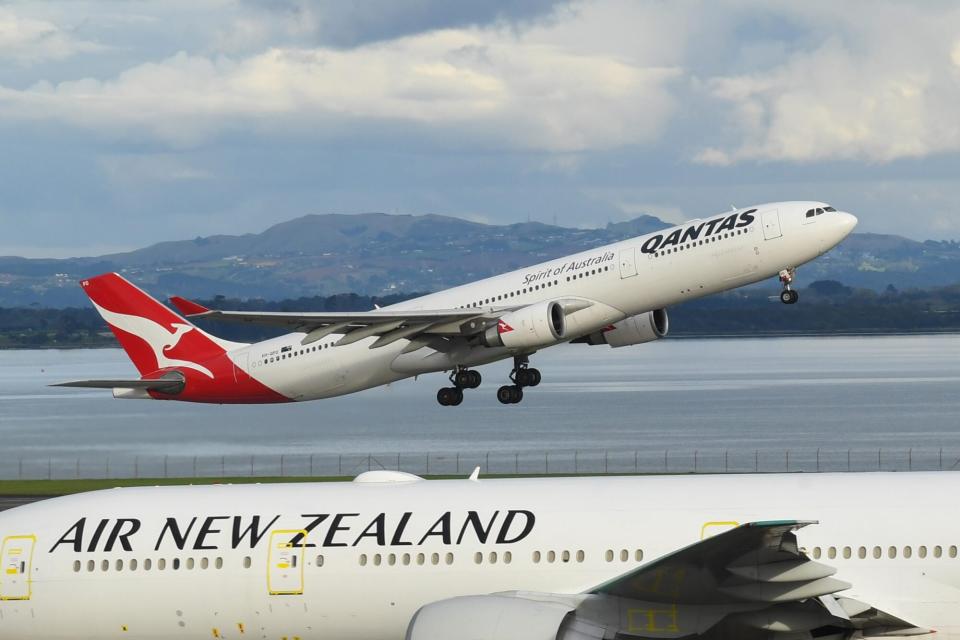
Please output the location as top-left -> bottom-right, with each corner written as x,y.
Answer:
80,273 -> 239,377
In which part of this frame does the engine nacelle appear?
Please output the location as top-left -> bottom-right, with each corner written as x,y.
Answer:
483,301 -> 566,350
579,308 -> 669,348
407,595 -> 577,640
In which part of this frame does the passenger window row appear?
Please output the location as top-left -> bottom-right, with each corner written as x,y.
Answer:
72,556 -> 225,573
459,278 -> 563,310
605,548 -> 644,563
566,266 -> 610,282
456,266 -> 613,310
359,552 -> 454,567
74,554 -> 327,573
810,544 -> 958,560
255,341 -> 335,368
474,551 -> 513,565
533,549 -> 586,564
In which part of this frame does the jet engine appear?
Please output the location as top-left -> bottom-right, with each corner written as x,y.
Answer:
407,595 -> 600,640
577,308 -> 669,347
482,301 -> 566,350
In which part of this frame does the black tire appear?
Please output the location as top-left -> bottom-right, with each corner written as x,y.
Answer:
437,388 -> 450,406
515,368 -> 532,387
527,368 -> 541,387
449,387 -> 464,406
780,290 -> 794,305
497,385 -> 514,404
469,370 -> 482,388
790,290 -> 800,304
454,370 -> 471,388
511,386 -> 524,403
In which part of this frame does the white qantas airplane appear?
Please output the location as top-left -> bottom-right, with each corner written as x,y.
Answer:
57,202 -> 856,405
0,471 -> 953,639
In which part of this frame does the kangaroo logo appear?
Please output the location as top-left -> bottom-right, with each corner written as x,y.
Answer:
92,303 -> 215,378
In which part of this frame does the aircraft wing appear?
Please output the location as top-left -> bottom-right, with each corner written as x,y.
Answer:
170,296 -> 595,349
588,520 -> 931,637
170,296 -> 494,345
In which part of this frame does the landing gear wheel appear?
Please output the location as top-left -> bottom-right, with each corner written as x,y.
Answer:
778,268 -> 799,305
437,387 -> 464,406
780,289 -> 799,305
454,369 -> 481,389
497,385 -> 523,404
515,367 -> 541,387
527,368 -> 541,387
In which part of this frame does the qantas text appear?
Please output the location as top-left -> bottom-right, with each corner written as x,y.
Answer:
639,211 -> 755,254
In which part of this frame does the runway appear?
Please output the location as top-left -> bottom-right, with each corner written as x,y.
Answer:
0,496 -> 46,511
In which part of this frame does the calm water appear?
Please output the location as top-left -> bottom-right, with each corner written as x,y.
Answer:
0,335 -> 958,477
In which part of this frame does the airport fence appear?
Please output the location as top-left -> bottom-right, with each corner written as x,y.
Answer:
2,447 -> 960,481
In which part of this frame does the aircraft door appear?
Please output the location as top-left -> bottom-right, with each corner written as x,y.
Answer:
1,535 -> 36,601
267,529 -> 307,596
700,521 -> 739,540
619,248 -> 638,278
762,210 -> 783,240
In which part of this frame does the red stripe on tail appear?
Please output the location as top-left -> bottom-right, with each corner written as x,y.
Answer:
81,273 -> 227,376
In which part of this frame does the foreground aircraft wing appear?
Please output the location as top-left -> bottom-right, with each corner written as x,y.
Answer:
170,296 -> 595,348
588,520 -> 931,637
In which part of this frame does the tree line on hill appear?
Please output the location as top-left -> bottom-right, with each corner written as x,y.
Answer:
1,281 -> 959,349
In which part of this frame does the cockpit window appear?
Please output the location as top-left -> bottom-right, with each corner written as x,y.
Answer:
816,207 -> 824,215
824,206 -> 836,212
806,209 -> 815,218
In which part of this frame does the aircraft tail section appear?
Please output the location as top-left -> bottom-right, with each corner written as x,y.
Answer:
80,273 -> 246,377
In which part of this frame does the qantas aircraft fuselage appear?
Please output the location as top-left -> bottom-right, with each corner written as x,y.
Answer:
59,202 -> 857,404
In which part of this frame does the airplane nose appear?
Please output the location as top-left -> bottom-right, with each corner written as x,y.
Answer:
837,212 -> 858,237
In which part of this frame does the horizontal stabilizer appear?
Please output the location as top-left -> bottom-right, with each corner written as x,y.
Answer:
52,374 -> 185,394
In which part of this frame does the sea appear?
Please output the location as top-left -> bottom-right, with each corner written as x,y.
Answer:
0,335 -> 958,479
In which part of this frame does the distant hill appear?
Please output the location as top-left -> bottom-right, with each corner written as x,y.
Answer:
0,212 -> 958,306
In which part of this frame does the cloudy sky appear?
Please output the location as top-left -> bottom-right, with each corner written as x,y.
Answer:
1,0 -> 959,257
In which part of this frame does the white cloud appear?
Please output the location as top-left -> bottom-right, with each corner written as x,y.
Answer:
692,147 -> 732,167
98,154 -> 213,185
694,3 -> 960,165
0,23 -> 680,151
0,8 -> 104,63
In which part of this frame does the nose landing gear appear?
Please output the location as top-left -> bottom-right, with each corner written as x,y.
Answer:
497,356 -> 541,405
437,367 -> 482,406
779,268 -> 799,305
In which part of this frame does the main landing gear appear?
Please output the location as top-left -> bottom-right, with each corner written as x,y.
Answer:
779,268 -> 799,305
437,367 -> 482,406
497,356 -> 541,405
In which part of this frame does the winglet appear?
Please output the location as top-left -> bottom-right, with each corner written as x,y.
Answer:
169,296 -> 211,316
469,466 -> 480,482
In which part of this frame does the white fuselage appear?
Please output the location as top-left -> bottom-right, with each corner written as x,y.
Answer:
232,202 -> 857,400
0,472 -> 956,639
